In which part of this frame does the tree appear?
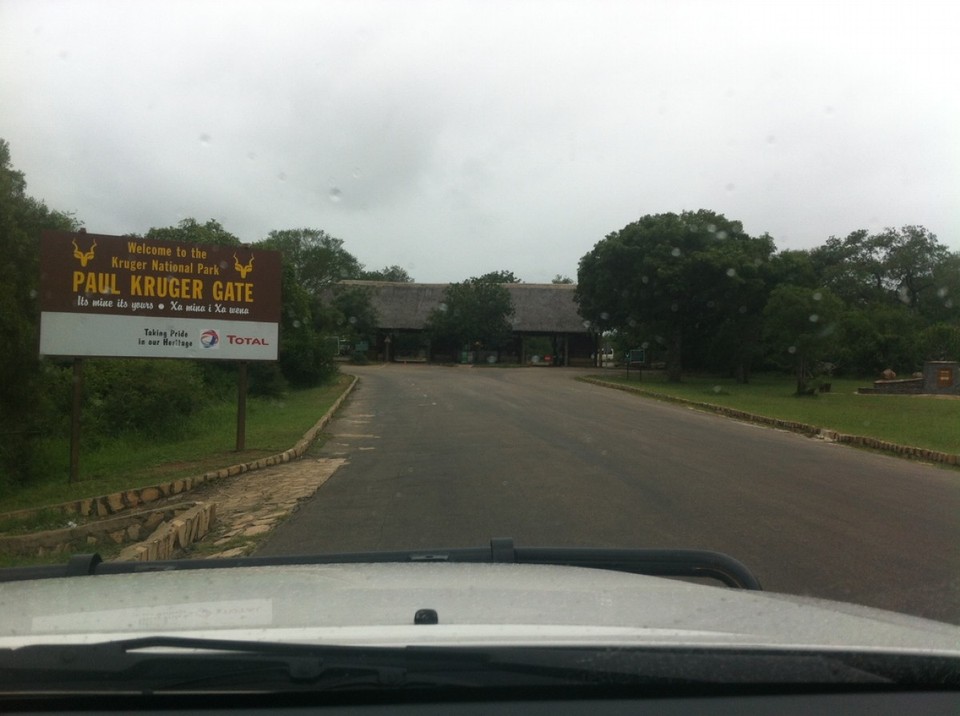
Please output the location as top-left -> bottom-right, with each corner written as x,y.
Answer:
477,269 -> 522,284
762,285 -> 843,394
251,228 -> 367,386
360,265 -> 413,282
810,225 -> 949,314
551,274 -> 574,284
425,275 -> 515,359
145,218 -> 241,246
257,228 -> 362,293
918,323 -> 960,362
320,284 -> 380,349
576,210 -> 774,382
925,251 -> 960,325
0,139 -> 80,485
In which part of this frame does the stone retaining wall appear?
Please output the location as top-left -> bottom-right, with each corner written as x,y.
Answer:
115,502 -> 216,562
0,502 -> 210,559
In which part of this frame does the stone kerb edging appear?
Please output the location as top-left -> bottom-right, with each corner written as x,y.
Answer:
0,375 -> 359,526
115,502 -> 216,562
579,377 -> 960,468
0,502 -> 210,559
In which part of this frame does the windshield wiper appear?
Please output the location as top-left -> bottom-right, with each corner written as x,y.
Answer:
3,638 -> 956,694
0,636 -> 492,693
0,539 -> 763,589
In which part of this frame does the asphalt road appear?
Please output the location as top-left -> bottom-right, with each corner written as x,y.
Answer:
256,364 -> 960,624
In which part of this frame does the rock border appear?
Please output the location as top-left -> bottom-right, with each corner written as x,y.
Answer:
579,376 -> 960,468
0,375 -> 359,526
115,502 -> 217,562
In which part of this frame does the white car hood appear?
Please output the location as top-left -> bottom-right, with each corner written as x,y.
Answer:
0,562 -> 957,653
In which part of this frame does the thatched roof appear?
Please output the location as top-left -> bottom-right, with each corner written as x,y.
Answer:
339,281 -> 589,334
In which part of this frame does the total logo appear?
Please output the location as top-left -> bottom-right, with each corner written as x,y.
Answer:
226,334 -> 270,346
199,329 -> 220,349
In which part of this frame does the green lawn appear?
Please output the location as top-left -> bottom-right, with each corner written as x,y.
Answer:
585,372 -> 960,455
0,374 -> 354,515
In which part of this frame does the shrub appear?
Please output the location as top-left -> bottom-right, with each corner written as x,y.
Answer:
81,359 -> 208,438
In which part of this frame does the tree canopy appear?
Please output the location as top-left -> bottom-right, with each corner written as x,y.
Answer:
577,210 -> 775,381
425,274 -> 515,357
360,265 -> 414,282
577,211 -> 958,383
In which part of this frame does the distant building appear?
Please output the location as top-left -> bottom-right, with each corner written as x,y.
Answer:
339,281 -> 596,365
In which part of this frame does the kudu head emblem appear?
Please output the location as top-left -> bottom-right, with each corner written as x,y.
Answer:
233,253 -> 255,279
72,238 -> 97,267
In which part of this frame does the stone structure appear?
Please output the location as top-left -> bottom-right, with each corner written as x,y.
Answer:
858,361 -> 960,395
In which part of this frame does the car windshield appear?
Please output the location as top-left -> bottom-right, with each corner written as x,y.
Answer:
0,0 -> 958,690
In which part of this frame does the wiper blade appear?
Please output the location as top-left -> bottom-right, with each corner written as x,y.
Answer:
0,636 -> 489,692
4,639 -> 956,694
0,539 -> 763,589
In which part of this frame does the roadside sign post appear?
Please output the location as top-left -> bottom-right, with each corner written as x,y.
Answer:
39,230 -> 281,481
626,348 -> 645,381
236,361 -> 248,452
69,358 -> 83,484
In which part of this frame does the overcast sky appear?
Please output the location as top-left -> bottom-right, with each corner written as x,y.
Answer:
2,0 -> 957,283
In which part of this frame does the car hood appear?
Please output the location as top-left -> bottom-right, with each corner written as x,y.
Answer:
0,562 -> 957,653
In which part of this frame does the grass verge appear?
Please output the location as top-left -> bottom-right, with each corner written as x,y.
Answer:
585,372 -> 960,455
0,374 -> 353,516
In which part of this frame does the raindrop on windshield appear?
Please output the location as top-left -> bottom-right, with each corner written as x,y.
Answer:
725,182 -> 736,193
670,248 -> 681,257
199,133 -> 212,146
277,172 -> 287,182
329,187 -> 343,202
726,268 -> 736,277
809,314 -> 820,323
788,345 -> 797,354
812,291 -> 822,301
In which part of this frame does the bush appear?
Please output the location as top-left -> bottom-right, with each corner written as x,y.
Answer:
80,359 -> 208,438
248,362 -> 288,397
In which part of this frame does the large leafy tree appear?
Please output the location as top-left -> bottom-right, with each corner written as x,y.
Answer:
425,274 -> 515,358
360,265 -> 414,282
145,218 -> 241,246
763,285 -> 844,394
810,226 -> 949,314
576,210 -> 775,382
253,228 -> 365,386
258,228 -> 362,293
0,139 -> 80,485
